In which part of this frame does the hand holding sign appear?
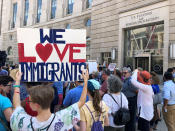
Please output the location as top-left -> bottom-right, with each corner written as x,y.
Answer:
82,69 -> 89,82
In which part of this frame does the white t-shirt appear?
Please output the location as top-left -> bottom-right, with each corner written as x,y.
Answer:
131,70 -> 154,121
10,103 -> 80,131
103,93 -> 128,127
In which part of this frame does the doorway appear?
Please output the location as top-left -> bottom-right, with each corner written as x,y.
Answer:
135,57 -> 149,71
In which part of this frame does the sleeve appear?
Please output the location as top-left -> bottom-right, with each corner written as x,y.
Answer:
1,97 -> 12,112
129,80 -> 138,92
80,107 -> 86,122
103,102 -> 109,118
131,71 -> 149,92
122,93 -> 129,109
102,94 -> 112,114
56,103 -> 80,129
162,85 -> 170,100
10,106 -> 30,130
63,90 -> 72,107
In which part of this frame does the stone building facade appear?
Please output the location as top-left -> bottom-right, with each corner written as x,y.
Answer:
0,0 -> 175,73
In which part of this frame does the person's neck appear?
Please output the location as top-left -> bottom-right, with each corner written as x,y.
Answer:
112,92 -> 120,95
36,108 -> 52,122
88,95 -> 93,101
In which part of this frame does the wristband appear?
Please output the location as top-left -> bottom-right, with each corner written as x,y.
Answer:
13,85 -> 20,88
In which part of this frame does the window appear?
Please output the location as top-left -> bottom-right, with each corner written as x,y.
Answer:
24,0 -> 29,26
37,0 -> 42,23
124,24 -> 164,74
66,24 -> 70,29
85,19 -> 91,27
67,0 -> 74,14
86,36 -> 91,51
51,0 -> 57,19
12,3 -> 17,28
86,0 -> 92,8
7,46 -> 12,55
9,34 -> 13,40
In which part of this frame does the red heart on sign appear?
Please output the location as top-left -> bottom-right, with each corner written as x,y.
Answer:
36,43 -> 53,62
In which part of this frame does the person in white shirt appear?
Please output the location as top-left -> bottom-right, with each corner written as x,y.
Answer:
103,75 -> 128,131
131,69 -> 154,131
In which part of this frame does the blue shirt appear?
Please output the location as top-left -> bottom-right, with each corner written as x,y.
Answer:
152,84 -> 160,94
0,69 -> 8,76
0,94 -> 12,131
162,80 -> 175,105
53,82 -> 63,94
63,85 -> 89,107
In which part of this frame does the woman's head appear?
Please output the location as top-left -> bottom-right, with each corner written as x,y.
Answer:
150,72 -> 160,85
108,75 -> 123,93
87,79 -> 102,113
28,83 -> 54,111
137,71 -> 152,85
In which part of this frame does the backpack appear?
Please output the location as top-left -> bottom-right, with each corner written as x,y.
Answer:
85,103 -> 104,131
109,93 -> 130,125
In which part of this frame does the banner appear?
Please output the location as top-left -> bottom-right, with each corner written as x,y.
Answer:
87,60 -> 98,74
108,63 -> 116,71
17,28 -> 86,82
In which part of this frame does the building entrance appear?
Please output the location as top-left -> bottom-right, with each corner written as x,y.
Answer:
135,57 -> 149,71
124,23 -> 164,74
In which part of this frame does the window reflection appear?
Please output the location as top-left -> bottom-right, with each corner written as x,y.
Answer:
124,24 -> 164,74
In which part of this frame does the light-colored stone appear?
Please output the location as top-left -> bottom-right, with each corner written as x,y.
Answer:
0,0 -> 174,72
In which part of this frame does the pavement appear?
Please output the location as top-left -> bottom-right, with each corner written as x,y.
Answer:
155,105 -> 167,131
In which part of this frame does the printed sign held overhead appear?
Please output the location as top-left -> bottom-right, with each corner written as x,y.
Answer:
17,28 -> 86,82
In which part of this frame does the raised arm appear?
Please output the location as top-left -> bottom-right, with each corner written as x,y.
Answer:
131,70 -> 149,92
13,71 -> 22,109
78,69 -> 89,108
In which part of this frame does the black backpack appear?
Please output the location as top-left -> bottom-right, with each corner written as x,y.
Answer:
85,103 -> 104,131
109,93 -> 130,125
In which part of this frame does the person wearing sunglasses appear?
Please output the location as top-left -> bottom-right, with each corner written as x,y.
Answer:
121,67 -> 138,131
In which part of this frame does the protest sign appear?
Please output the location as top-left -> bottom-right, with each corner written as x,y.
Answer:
87,60 -> 98,74
17,28 -> 86,82
108,63 -> 116,71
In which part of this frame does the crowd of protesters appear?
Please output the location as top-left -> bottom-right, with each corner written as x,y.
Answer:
0,64 -> 175,131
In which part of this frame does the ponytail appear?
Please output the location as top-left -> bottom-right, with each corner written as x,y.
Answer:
89,90 -> 102,113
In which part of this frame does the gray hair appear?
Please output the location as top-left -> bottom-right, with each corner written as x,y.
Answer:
122,67 -> 131,73
107,75 -> 123,93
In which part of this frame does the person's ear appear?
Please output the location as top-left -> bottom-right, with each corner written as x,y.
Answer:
32,103 -> 40,111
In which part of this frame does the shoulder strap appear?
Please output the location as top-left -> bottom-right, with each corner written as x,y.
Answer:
30,117 -> 34,131
120,93 -> 122,108
85,104 -> 95,121
30,114 -> 56,131
108,94 -> 120,107
47,114 -> 56,131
